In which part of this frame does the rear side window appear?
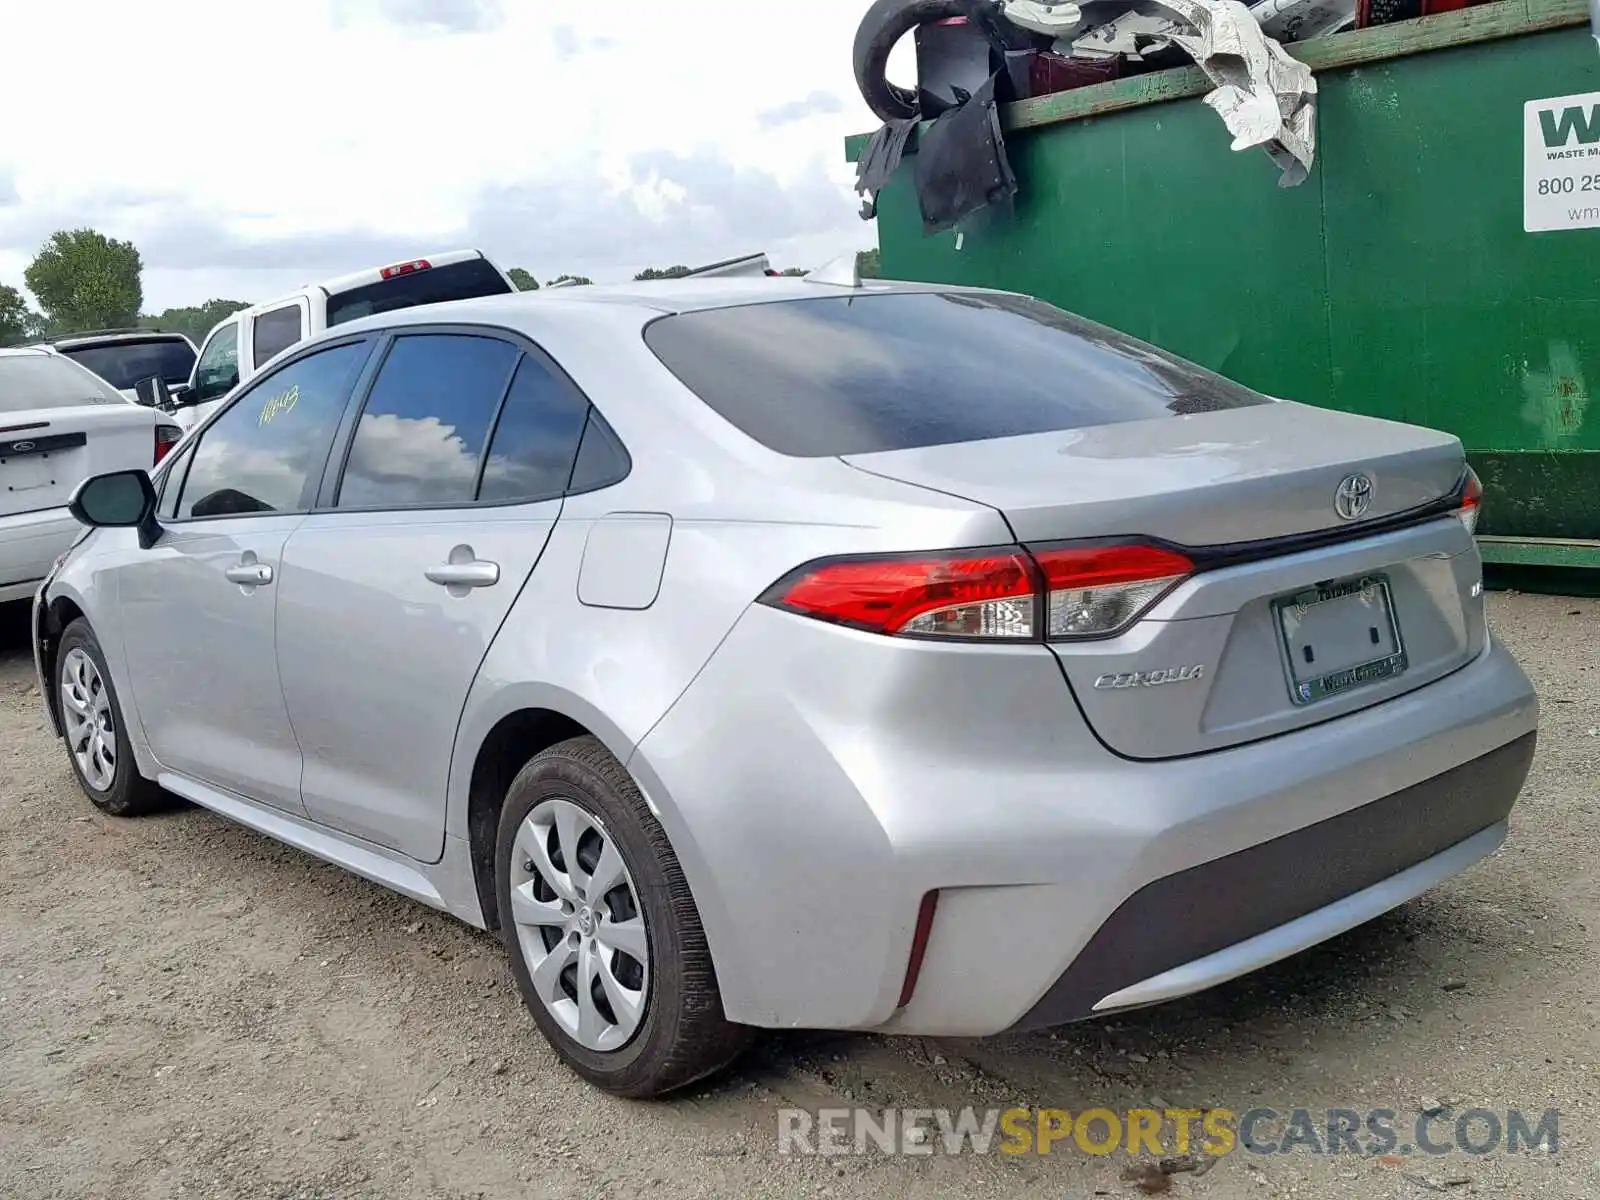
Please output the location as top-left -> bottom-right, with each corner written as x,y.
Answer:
252,305 -> 303,368
324,259 -> 514,328
0,354 -> 125,412
477,355 -> 591,504
643,292 -> 1272,457
60,338 -> 196,389
336,333 -> 520,508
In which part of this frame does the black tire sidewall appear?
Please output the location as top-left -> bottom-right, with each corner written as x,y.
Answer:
494,744 -> 693,1087
55,619 -> 143,814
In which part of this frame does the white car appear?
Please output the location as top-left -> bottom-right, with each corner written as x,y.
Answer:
0,348 -> 183,604
169,249 -> 517,430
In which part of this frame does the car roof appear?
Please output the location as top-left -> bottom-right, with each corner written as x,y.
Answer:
44,329 -> 193,348
0,346 -> 50,358
325,275 -> 999,338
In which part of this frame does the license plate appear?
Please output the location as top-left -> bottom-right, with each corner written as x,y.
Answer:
3,456 -> 54,493
1273,574 -> 1406,706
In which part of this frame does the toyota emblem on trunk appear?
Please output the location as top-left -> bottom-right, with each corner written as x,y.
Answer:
1334,472 -> 1374,521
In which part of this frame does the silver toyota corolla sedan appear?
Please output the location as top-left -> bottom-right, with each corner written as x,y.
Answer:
32,276 -> 1539,1098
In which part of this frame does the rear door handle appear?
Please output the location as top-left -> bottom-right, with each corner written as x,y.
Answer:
224,562 -> 273,586
425,559 -> 500,589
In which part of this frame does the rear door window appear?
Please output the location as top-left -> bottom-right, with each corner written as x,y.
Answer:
252,304 -> 304,368
334,333 -> 520,509
477,354 -> 592,504
324,258 -> 514,328
642,292 -> 1272,457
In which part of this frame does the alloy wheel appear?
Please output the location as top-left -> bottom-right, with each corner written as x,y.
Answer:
508,798 -> 651,1052
60,647 -> 116,792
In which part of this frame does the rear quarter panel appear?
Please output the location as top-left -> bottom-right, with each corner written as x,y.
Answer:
444,304 -> 1010,954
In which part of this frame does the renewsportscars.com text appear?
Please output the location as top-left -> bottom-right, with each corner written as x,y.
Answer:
777,1106 -> 1560,1158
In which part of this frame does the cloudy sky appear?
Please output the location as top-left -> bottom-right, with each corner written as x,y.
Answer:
0,0 -> 894,312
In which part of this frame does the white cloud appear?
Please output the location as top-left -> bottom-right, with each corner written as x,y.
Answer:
0,0 -> 892,310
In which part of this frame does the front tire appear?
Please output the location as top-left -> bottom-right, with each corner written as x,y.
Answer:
55,618 -> 165,817
495,735 -> 752,1098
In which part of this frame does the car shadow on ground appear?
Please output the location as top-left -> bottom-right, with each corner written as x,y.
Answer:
732,900 -> 1469,1101
0,600 -> 33,663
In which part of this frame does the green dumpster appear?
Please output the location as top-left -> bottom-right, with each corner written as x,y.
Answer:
847,0 -> 1600,569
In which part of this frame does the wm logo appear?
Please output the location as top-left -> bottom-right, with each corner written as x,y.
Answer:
1540,104 -> 1600,148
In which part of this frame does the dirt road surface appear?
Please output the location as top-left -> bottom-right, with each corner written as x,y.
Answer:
2,593 -> 1596,1199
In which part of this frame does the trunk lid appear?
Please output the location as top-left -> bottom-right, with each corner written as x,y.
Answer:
844,403 -> 1482,759
840,401 -> 1465,548
2,404 -> 158,518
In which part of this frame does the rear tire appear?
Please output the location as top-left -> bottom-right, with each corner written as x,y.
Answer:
55,618 -> 166,817
495,735 -> 753,1098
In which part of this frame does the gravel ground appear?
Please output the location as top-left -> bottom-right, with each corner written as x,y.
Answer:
1,592 -> 1596,1200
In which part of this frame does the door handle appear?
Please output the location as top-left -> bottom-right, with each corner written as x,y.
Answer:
224,562 -> 273,586
425,560 -> 499,589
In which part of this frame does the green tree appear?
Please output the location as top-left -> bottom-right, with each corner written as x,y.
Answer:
634,265 -> 692,280
547,274 -> 593,287
507,267 -> 539,291
856,248 -> 882,279
142,298 -> 251,346
24,228 -> 144,334
0,283 -> 40,347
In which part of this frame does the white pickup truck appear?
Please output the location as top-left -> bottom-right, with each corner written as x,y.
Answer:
162,249 -> 518,430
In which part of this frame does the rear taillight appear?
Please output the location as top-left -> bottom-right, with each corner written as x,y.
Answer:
1455,467 -> 1482,535
154,425 -> 182,465
380,259 -> 432,279
1032,543 -> 1194,639
764,547 -> 1040,639
760,541 -> 1192,642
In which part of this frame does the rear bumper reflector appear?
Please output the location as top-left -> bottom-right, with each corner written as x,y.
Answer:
897,891 -> 941,1009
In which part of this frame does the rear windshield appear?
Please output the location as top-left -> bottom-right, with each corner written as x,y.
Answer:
60,337 -> 197,390
324,258 -> 514,328
0,355 -> 126,413
643,291 -> 1272,457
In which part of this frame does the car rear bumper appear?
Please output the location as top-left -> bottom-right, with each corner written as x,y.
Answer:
633,602 -> 1539,1035
1006,730 -> 1532,1030
0,507 -> 76,604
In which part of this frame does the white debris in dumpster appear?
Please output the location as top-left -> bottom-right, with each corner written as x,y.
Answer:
1069,9 -> 1185,59
1001,0 -> 1089,35
1151,0 -> 1318,186
1250,0 -> 1355,42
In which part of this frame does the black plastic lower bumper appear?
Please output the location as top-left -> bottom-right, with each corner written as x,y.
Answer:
1008,730 -> 1537,1031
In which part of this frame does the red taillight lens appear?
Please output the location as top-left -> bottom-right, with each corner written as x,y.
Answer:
153,425 -> 182,465
764,547 -> 1040,639
380,259 -> 432,279
1032,543 -> 1193,639
1455,467 -> 1482,535
762,541 -> 1192,642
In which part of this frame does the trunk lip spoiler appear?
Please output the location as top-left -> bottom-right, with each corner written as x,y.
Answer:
1130,467 -> 1478,572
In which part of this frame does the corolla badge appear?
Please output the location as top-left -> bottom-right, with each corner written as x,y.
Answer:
1093,664 -> 1205,690
1334,472 -> 1375,521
